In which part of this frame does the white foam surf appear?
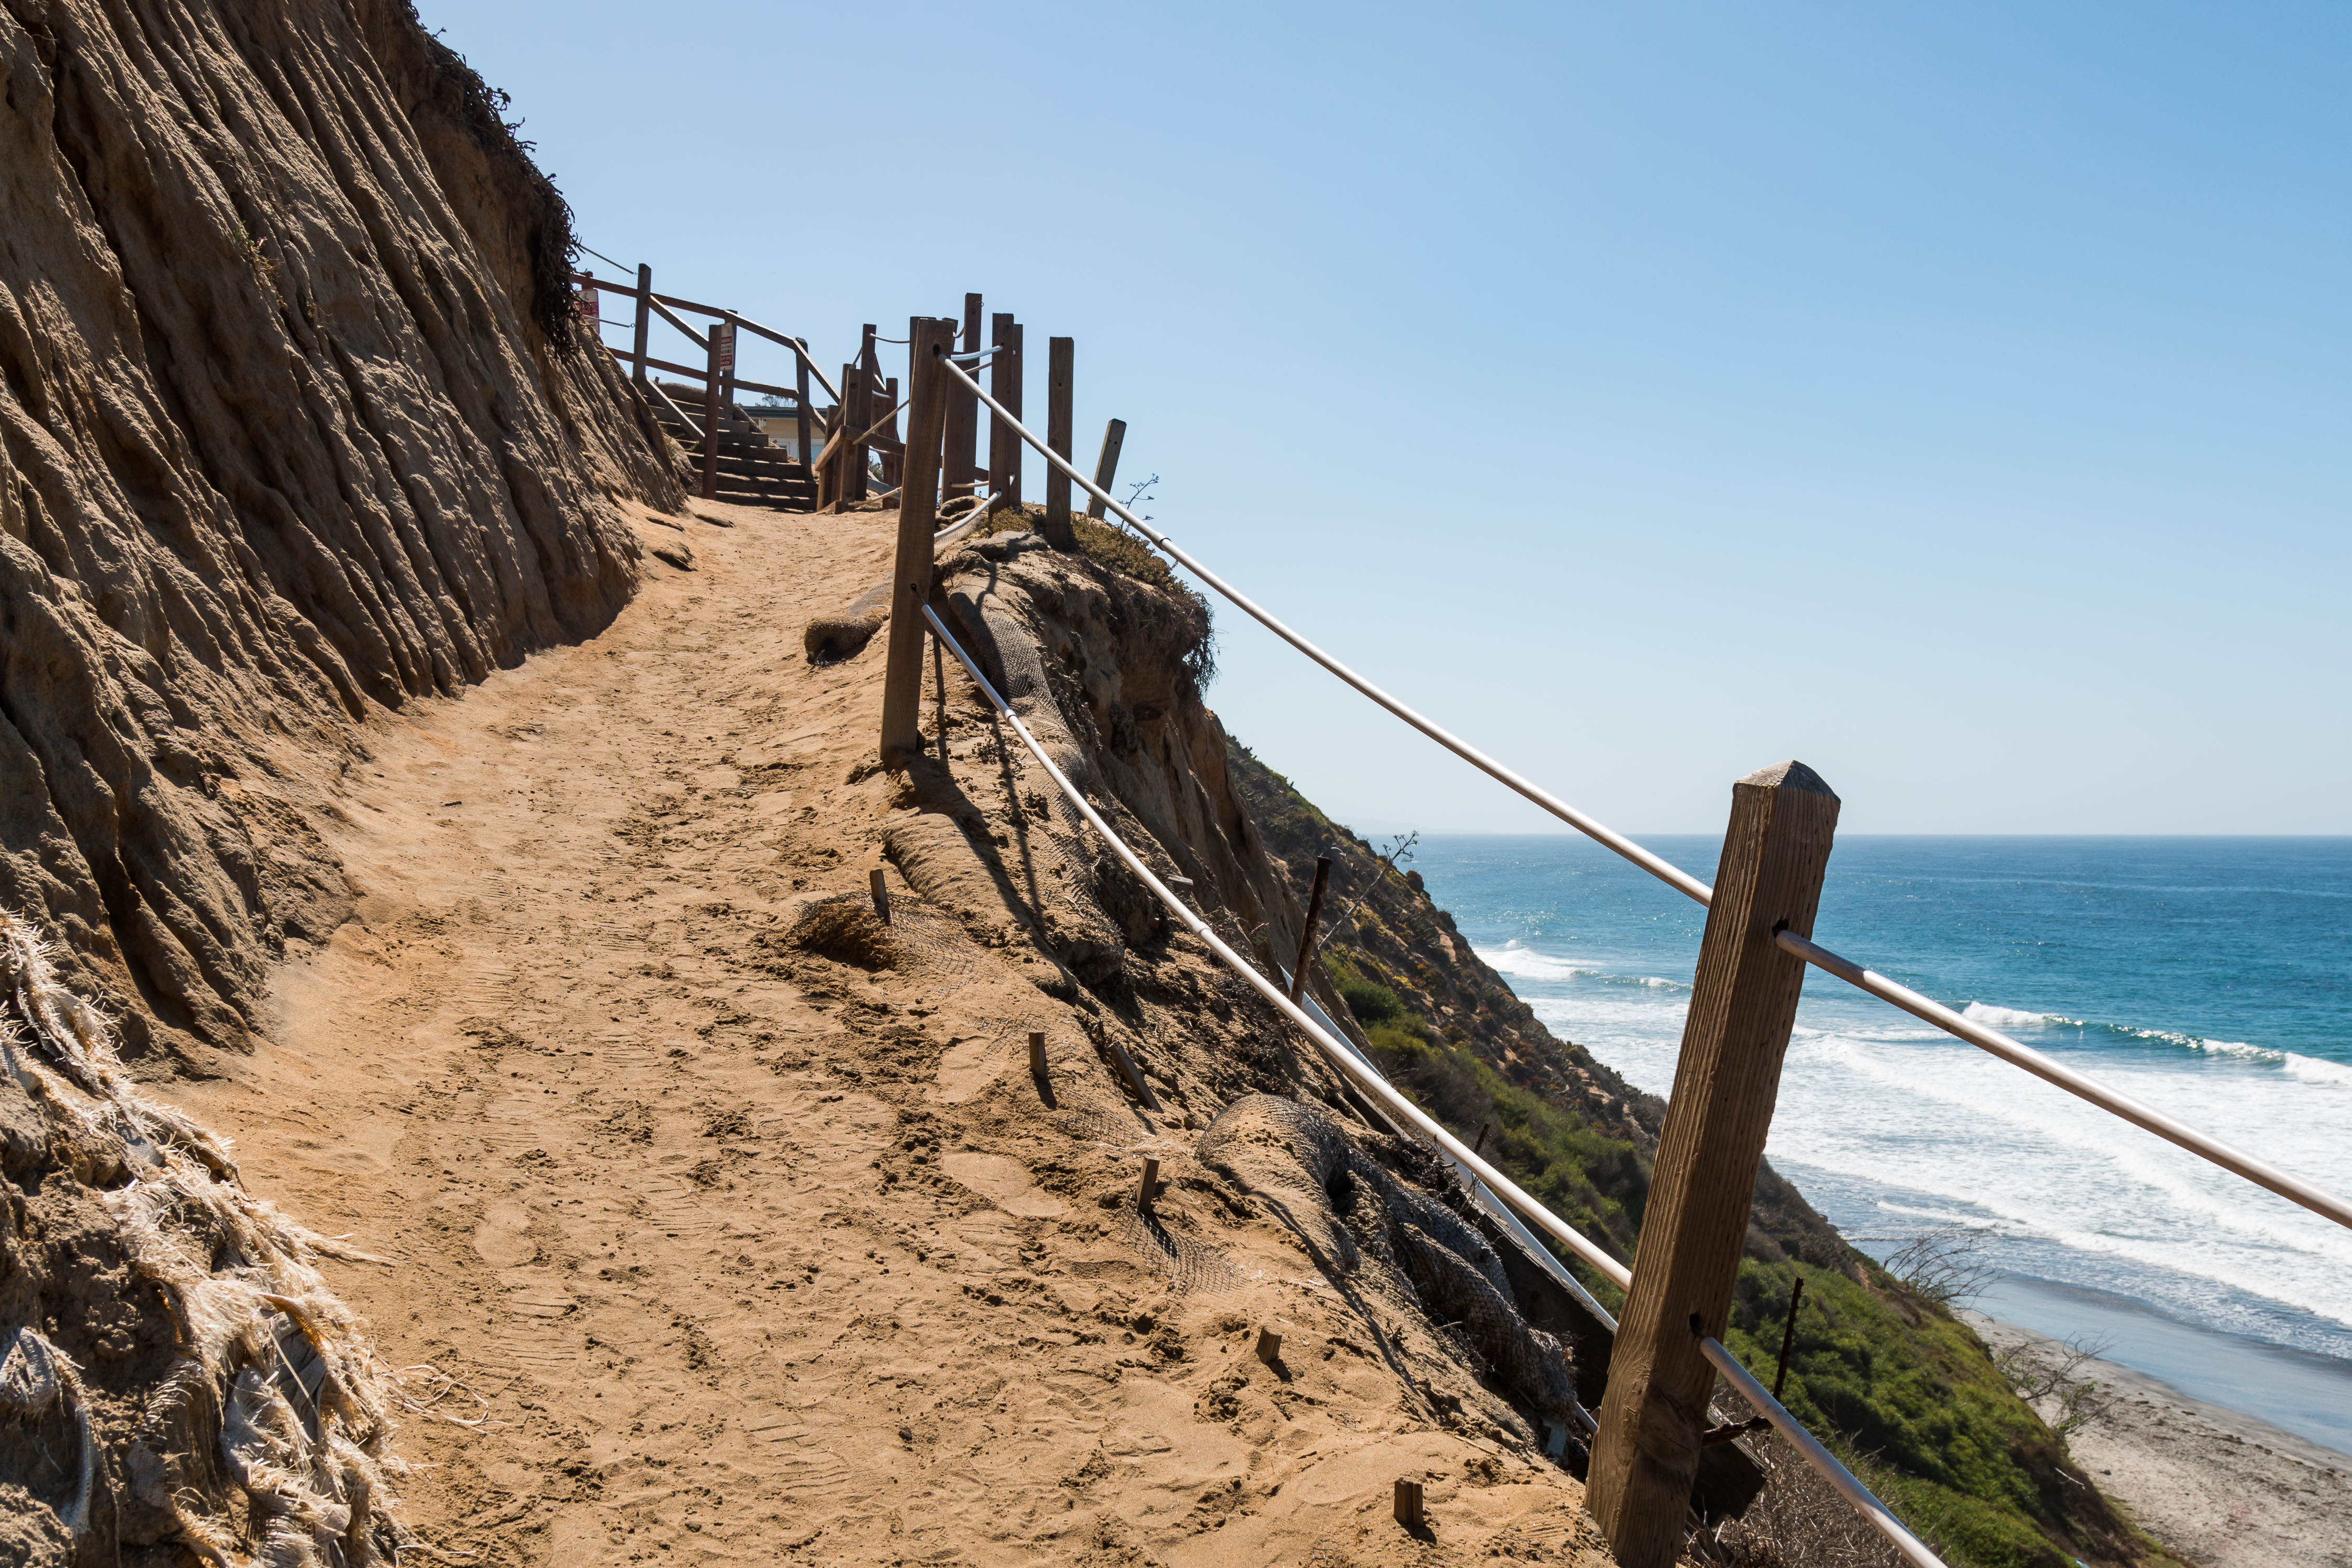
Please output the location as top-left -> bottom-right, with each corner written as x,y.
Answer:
1490,944 -> 2352,1346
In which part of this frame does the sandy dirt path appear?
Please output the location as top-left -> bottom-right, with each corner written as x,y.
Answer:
177,501 -> 1609,1566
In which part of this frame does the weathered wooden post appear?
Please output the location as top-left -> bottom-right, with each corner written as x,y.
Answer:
1288,856 -> 1332,1001
1136,1157 -> 1160,1215
1043,336 -> 1075,547
829,361 -> 857,509
699,322 -> 724,501
881,375 -> 902,490
946,292 -> 981,497
631,263 -> 653,385
793,341 -> 812,466
987,314 -> 1022,514
1101,1032 -> 1160,1111
848,325 -> 878,502
1087,418 -> 1126,520
869,867 -> 892,924
1586,761 -> 1840,1568
718,314 -> 740,441
878,317 -> 955,766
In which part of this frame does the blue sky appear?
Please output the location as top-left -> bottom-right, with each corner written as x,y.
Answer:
419,2 -> 2348,835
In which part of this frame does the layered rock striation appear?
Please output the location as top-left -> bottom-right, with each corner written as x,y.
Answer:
0,0 -> 677,1069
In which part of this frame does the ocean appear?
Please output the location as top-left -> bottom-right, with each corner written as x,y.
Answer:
1412,834 -> 2352,1456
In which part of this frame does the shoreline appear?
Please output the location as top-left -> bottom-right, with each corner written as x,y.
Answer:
1961,1311 -> 2352,1568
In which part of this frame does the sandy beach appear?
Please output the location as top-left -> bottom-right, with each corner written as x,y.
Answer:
1963,1312 -> 2352,1568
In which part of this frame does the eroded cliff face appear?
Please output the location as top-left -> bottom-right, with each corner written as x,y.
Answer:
912,527 -> 1362,1085
0,0 -> 678,1068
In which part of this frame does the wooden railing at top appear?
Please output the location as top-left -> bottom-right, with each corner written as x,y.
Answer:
572,272 -> 1131,517
573,267 -> 844,502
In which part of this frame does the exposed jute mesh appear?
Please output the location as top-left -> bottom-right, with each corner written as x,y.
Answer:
964,1012 -> 1158,1146
0,911 -> 407,1565
1198,1094 -> 1588,1432
1109,1201 -> 1249,1296
884,897 -> 987,996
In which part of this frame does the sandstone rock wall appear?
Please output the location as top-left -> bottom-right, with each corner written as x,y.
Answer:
0,0 -> 679,1067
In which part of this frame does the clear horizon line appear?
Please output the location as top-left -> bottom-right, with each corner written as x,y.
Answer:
1342,828 -> 2352,840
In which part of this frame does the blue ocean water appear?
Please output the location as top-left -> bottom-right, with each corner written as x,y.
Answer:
1413,835 -> 2352,1454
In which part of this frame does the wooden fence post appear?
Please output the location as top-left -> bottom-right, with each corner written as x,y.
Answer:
882,375 -> 902,490
987,314 -> 1022,514
830,361 -> 856,509
879,317 -> 955,765
1087,418 -> 1126,520
947,292 -> 981,497
848,324 -> 877,502
1288,855 -> 1332,1001
699,322 -> 724,501
718,313 -> 739,422
1044,336 -> 1075,547
793,341 -> 812,466
1585,761 -> 1840,1568
631,264 -> 652,385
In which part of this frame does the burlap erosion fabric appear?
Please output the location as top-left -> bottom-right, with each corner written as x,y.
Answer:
1197,1094 -> 1587,1434
0,911 -> 403,1564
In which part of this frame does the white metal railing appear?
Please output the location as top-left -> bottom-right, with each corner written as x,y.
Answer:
920,341 -> 2352,1566
1699,1336 -> 1943,1568
920,602 -> 1634,1293
929,349 -> 2352,1240
1774,932 -> 2352,1229
923,580 -> 1946,1562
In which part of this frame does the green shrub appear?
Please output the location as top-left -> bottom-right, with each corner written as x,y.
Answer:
1339,976 -> 1405,1024
1725,1260 -> 2101,1566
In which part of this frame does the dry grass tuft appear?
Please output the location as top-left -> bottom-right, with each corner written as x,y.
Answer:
788,896 -> 902,969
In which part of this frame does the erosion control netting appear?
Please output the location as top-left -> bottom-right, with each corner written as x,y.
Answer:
1109,1200 -> 1251,1296
1198,1094 -> 1589,1435
0,912 -> 406,1565
964,1013 -> 1148,1147
878,895 -> 988,997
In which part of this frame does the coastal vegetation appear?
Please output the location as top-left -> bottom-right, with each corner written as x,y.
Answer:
1226,741 -> 2157,1568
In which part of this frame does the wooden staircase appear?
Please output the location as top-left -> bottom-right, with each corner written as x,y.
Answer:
650,380 -> 819,512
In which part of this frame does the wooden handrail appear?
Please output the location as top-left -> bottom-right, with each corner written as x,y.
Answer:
570,272 -> 731,320
645,295 -> 708,351
643,378 -> 702,441
570,269 -> 839,413
613,352 -> 806,407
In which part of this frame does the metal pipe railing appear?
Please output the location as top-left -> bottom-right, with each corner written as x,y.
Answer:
920,603 -> 1634,1292
936,349 -> 2352,1240
932,353 -> 1712,903
1699,1336 -> 1947,1568
1775,931 -> 2352,1231
926,595 -> 1951,1557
